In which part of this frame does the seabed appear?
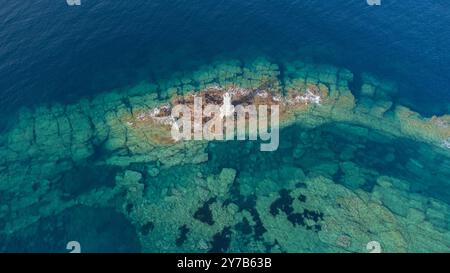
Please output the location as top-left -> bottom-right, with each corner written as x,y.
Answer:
0,57 -> 449,252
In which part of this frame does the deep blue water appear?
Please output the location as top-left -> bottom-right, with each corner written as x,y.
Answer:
1,0 -> 449,117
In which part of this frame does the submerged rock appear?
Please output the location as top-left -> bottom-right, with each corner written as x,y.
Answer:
0,56 -> 449,253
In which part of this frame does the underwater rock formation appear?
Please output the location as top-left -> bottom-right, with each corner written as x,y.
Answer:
0,57 -> 449,252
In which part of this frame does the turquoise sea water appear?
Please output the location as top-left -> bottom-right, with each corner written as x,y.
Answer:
1,1 -> 450,252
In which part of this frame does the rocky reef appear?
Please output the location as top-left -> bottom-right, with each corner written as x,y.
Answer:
0,57 -> 449,252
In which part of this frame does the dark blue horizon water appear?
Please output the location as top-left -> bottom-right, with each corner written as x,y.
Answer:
1,0 -> 450,124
